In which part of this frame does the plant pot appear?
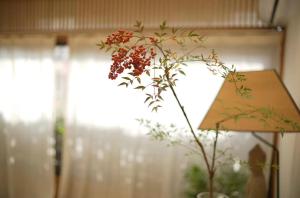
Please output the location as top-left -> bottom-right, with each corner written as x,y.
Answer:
197,192 -> 229,198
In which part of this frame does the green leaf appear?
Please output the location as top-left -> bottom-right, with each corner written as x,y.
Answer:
148,101 -> 155,107
152,107 -> 158,112
181,62 -> 187,66
155,32 -> 161,37
158,95 -> 164,101
160,21 -> 167,30
118,82 -> 128,87
122,77 -> 131,81
178,70 -> 186,76
146,93 -> 153,98
277,127 -> 286,137
134,21 -> 142,28
134,86 -> 145,90
188,30 -> 198,37
144,96 -> 151,103
171,73 -> 177,78
134,21 -> 144,32
145,70 -> 150,76
96,41 -> 105,49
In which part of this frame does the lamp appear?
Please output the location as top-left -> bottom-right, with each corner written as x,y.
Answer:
199,70 -> 300,198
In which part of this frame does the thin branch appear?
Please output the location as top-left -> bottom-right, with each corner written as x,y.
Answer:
211,123 -> 220,173
154,42 -> 212,172
216,109 -> 259,126
166,74 -> 211,172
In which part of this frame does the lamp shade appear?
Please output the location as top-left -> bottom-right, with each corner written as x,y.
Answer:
199,70 -> 300,132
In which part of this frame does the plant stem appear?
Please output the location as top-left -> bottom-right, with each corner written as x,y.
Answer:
156,42 -> 214,196
211,124 -> 219,172
165,75 -> 211,176
209,124 -> 220,198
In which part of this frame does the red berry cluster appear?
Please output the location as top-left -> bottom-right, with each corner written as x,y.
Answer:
108,45 -> 156,80
105,30 -> 133,45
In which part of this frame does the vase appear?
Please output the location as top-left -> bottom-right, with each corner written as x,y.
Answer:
196,192 -> 229,198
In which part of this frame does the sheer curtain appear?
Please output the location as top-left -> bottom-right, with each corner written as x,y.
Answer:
58,35 -> 187,198
0,36 -> 55,198
59,31 -> 282,198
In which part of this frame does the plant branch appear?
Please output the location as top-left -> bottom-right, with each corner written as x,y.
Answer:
169,58 -> 244,95
211,123 -> 220,173
216,109 -> 259,126
206,123 -> 219,197
154,42 -> 212,172
166,75 -> 211,172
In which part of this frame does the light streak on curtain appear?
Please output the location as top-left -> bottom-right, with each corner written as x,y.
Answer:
0,36 -> 55,198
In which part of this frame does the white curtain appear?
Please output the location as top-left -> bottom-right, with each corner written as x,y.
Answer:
0,36 -> 55,198
58,35 -> 187,198
0,30 -> 283,198
59,31 -> 282,198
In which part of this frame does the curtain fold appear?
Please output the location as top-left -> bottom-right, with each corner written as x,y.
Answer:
0,36 -> 55,198
59,35 -> 187,198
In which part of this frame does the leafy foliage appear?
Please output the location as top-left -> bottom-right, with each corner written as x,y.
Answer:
136,118 -> 187,146
217,102 -> 300,136
184,165 -> 208,198
184,164 -> 248,198
98,21 -> 252,112
215,166 -> 248,198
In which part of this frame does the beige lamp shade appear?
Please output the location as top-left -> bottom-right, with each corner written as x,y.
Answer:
199,70 -> 300,132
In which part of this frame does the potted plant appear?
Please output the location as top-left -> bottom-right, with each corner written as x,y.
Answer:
97,21 -> 299,198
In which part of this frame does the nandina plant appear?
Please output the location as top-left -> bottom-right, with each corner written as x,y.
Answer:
98,21 -> 251,198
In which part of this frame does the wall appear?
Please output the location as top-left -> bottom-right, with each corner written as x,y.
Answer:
0,0 -> 265,33
279,0 -> 300,197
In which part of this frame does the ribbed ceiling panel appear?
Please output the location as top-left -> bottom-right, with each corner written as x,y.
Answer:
0,0 -> 267,33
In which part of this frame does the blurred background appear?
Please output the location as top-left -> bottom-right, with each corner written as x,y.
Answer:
0,0 -> 299,197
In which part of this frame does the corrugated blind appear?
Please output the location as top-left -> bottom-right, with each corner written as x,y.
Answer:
0,0 -> 266,33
